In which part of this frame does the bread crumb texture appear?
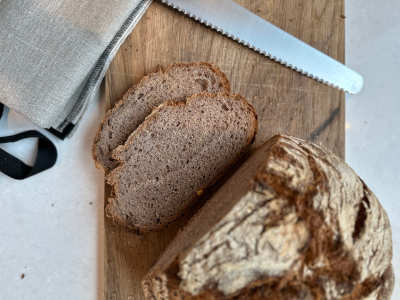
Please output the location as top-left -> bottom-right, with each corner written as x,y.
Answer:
156,135 -> 393,300
106,93 -> 257,230
93,62 -> 230,172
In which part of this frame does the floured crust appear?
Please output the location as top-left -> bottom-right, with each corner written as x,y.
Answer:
142,135 -> 394,299
105,92 -> 258,231
92,62 -> 231,173
143,266 -> 394,300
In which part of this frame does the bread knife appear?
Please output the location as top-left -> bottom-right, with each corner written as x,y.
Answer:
160,0 -> 364,94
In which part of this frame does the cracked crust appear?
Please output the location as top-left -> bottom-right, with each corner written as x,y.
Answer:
142,135 -> 394,299
92,62 -> 230,173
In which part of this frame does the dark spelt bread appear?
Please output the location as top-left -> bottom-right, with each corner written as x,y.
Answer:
93,62 -> 230,172
143,135 -> 394,300
106,92 -> 257,230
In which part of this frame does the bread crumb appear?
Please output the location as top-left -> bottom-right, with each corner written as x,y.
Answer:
51,203 -> 55,207
196,190 -> 204,197
340,14 -> 346,19
20,273 -> 25,279
89,202 -> 93,205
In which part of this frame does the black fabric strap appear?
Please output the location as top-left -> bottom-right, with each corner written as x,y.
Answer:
0,103 -> 58,180
47,123 -> 75,140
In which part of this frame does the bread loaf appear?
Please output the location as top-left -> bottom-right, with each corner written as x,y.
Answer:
106,93 -> 257,231
143,135 -> 394,300
93,62 -> 230,172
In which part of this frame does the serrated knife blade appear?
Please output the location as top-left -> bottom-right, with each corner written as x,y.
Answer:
160,0 -> 363,94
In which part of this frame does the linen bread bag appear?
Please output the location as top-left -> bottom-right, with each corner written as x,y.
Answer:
0,0 -> 151,179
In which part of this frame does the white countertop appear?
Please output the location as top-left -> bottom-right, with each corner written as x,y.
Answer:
1,1 -> 399,299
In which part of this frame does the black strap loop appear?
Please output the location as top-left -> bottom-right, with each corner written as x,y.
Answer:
0,103 -> 58,180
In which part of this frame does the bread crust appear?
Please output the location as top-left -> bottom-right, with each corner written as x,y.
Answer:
92,62 -> 231,173
142,135 -> 394,299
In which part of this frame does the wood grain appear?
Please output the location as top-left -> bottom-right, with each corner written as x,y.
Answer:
103,0 -> 345,299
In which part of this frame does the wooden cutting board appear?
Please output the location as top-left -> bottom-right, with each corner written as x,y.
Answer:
103,0 -> 345,299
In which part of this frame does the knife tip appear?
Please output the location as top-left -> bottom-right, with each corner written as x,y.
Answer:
349,73 -> 364,94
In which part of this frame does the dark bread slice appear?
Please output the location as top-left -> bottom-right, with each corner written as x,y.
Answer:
142,135 -> 394,300
106,92 -> 257,231
93,62 -> 230,172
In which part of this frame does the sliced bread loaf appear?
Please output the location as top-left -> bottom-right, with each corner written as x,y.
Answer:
106,92 -> 257,231
142,135 -> 394,300
93,62 -> 230,172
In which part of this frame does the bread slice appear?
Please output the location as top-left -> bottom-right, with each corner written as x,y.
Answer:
93,62 -> 230,172
142,135 -> 394,300
105,92 -> 257,231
